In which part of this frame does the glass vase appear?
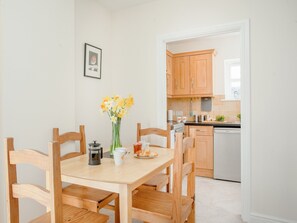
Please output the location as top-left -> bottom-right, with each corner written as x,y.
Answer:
110,118 -> 122,155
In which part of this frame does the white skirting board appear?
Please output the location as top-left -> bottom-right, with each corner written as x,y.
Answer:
250,213 -> 297,223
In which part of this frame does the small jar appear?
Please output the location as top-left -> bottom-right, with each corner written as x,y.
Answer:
133,142 -> 142,154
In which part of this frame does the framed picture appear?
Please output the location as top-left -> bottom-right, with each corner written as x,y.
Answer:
84,43 -> 102,79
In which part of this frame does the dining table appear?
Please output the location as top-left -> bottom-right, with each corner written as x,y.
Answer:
60,147 -> 174,223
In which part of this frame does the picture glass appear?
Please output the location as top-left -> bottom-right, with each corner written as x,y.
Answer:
84,44 -> 102,79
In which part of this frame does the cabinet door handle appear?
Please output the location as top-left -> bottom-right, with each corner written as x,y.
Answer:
196,130 -> 207,132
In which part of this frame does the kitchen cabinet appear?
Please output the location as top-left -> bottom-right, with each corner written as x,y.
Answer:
168,49 -> 214,98
173,56 -> 190,95
166,51 -> 173,97
190,53 -> 213,96
189,126 -> 214,178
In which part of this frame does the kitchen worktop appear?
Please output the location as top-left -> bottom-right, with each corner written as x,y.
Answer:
185,121 -> 241,128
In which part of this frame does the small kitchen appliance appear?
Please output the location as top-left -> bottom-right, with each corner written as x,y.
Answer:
198,115 -> 204,122
88,140 -> 103,165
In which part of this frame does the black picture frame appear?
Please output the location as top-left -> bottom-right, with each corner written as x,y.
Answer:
84,43 -> 102,79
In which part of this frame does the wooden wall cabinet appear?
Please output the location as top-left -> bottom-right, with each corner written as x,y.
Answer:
189,126 -> 214,178
189,53 -> 213,96
167,49 -> 214,98
173,56 -> 190,95
166,51 -> 173,97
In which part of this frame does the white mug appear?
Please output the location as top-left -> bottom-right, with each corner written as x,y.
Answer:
113,147 -> 127,166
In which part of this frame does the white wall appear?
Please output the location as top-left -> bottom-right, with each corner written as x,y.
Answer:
167,34 -> 240,95
0,0 -> 4,220
250,0 -> 297,221
0,0 -> 76,222
110,0 -> 297,222
75,0 -> 113,148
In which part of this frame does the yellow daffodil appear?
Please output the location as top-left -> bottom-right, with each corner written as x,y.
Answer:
118,110 -> 126,118
101,103 -> 107,112
101,95 -> 134,122
118,98 -> 125,108
126,95 -> 134,108
103,96 -> 111,102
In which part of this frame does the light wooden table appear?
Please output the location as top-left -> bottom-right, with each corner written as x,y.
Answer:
60,147 -> 174,223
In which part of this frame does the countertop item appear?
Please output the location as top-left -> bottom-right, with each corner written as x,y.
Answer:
185,121 -> 240,128
167,110 -> 173,121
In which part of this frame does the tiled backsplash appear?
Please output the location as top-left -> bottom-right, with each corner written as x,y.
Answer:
167,95 -> 240,122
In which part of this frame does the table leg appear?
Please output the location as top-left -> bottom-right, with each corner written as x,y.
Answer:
119,184 -> 132,223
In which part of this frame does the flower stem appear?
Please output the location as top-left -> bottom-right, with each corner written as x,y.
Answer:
110,118 -> 122,155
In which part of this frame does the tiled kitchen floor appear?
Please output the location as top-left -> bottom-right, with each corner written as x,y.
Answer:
194,177 -> 244,223
101,177 -> 244,223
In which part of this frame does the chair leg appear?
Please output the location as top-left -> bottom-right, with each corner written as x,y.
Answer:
187,203 -> 195,223
114,196 -> 120,223
166,166 -> 171,193
166,182 -> 170,193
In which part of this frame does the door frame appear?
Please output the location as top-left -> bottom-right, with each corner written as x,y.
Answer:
156,20 -> 251,222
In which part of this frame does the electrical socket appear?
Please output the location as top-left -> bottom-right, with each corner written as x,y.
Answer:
176,111 -> 183,116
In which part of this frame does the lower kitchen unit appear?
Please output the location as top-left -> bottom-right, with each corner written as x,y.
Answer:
185,122 -> 241,182
165,119 -> 242,223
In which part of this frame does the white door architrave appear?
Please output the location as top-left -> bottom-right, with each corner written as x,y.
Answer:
156,20 -> 251,222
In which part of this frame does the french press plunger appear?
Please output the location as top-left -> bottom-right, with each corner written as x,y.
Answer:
88,140 -> 103,165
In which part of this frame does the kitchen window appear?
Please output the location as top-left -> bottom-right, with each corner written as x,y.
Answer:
224,58 -> 241,100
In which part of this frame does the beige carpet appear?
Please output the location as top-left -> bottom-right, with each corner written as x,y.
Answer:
101,177 -> 244,223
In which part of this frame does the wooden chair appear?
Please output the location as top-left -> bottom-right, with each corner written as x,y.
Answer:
137,123 -> 172,192
53,125 -> 120,222
4,138 -> 109,223
132,132 -> 196,223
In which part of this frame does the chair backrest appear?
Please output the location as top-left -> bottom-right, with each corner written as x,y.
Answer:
136,123 -> 171,148
4,138 -> 62,223
172,132 -> 195,222
53,125 -> 86,160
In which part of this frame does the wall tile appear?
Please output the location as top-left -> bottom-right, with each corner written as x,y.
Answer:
167,95 -> 240,122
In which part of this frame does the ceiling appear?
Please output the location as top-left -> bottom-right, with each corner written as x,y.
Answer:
97,0 -> 158,11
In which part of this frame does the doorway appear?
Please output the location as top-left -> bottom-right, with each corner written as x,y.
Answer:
156,20 -> 250,222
